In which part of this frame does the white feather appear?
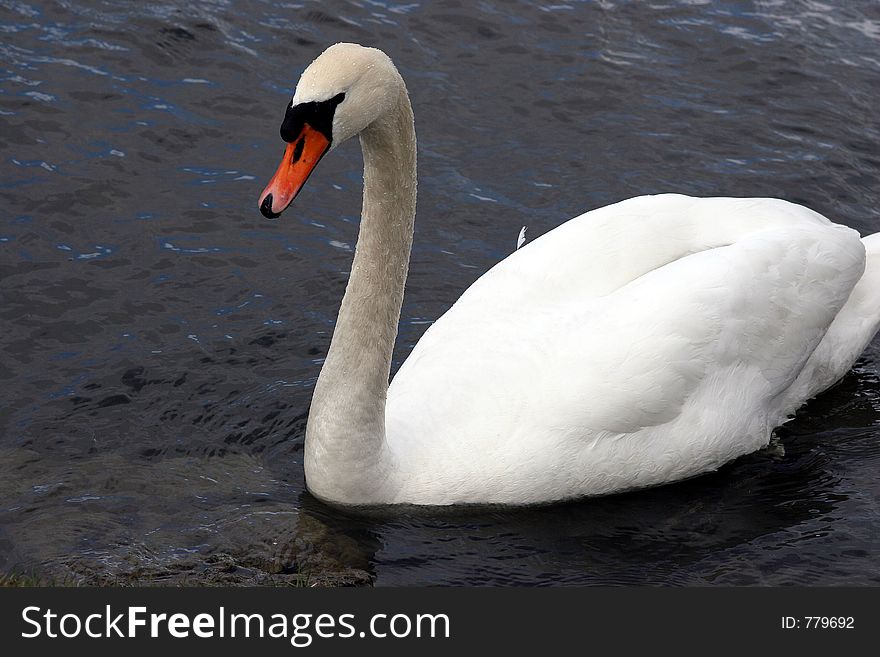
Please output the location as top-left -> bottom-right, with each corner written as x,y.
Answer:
385,195 -> 876,504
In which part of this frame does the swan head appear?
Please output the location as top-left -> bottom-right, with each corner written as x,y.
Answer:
258,43 -> 403,218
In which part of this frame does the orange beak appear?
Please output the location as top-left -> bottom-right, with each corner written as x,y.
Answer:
258,124 -> 331,218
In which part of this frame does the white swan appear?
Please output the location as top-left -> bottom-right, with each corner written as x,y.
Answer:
258,43 -> 880,507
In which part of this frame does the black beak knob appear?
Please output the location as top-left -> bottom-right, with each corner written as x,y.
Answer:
260,194 -> 281,219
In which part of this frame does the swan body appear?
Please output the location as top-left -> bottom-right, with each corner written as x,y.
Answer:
258,43 -> 880,506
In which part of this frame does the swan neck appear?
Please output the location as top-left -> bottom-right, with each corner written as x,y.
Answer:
305,86 -> 416,503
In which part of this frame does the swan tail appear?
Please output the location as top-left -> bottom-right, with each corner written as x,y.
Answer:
780,231 -> 880,415
848,232 -> 880,342
862,231 -> 880,260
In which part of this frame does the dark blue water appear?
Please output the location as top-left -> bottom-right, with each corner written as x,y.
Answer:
1,0 -> 879,585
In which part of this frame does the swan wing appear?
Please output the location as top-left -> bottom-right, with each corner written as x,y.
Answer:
385,195 -> 865,502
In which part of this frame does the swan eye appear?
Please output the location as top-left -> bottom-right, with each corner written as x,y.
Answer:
280,92 -> 346,143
